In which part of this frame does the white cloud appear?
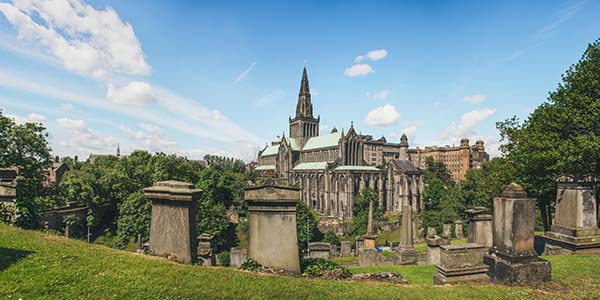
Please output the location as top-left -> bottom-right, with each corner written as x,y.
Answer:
6,112 -> 47,124
60,103 -> 74,110
364,104 -> 401,127
366,90 -> 390,100
120,122 -> 177,153
107,81 -> 158,105
464,94 -> 486,104
402,126 -> 417,142
0,0 -> 150,79
344,64 -> 374,77
442,108 -> 496,143
255,89 -> 285,107
319,124 -> 330,133
232,62 -> 256,84
354,49 -> 388,63
56,117 -> 117,153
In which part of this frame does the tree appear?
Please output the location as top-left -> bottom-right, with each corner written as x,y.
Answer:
0,110 -> 51,229
422,157 -> 464,233
497,39 -> 600,229
116,191 -> 151,248
322,230 -> 340,247
296,201 -> 321,252
462,157 -> 516,209
349,188 -> 380,237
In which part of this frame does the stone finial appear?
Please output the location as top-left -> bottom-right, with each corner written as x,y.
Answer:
501,182 -> 528,198
427,227 -> 437,238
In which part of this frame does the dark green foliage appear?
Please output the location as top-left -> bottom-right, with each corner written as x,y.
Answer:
218,251 -> 231,267
296,201 -> 321,252
301,258 -> 351,278
203,154 -> 246,173
349,188 -> 380,237
422,158 -> 464,233
462,158 -> 516,209
497,38 -> 600,229
115,191 -> 151,248
240,257 -> 262,272
322,230 -> 340,246
0,110 -> 51,229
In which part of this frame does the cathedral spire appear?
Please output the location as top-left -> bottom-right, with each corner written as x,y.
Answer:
295,66 -> 313,118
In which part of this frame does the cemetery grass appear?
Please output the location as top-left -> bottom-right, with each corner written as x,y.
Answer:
1,225 -> 599,300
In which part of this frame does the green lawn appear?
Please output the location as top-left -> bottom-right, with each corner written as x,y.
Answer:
1,223 -> 599,300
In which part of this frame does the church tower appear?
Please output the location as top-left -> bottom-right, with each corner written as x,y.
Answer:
289,67 -> 320,148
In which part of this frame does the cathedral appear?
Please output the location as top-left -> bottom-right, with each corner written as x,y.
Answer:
256,67 -> 488,219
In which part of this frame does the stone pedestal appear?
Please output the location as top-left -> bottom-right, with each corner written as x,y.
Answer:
545,178 -> 600,255
434,243 -> 490,285
396,205 -> 417,265
355,236 -> 364,255
358,248 -> 378,266
466,207 -> 493,248
340,241 -> 352,257
426,231 -> 449,265
330,244 -> 338,258
442,224 -> 452,239
244,179 -> 301,273
229,248 -> 247,267
197,233 -> 216,266
144,181 -> 202,264
454,220 -> 464,239
484,183 -> 551,285
308,242 -> 331,259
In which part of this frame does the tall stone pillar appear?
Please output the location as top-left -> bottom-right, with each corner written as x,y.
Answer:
244,178 -> 301,273
377,176 -> 384,210
145,181 -> 202,264
484,183 -> 551,285
545,177 -> 600,254
466,207 -> 493,247
396,205 -> 417,265
359,174 -> 366,192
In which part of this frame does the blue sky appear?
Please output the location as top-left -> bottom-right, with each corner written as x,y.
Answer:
0,0 -> 598,161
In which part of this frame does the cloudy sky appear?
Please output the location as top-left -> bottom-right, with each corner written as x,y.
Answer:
0,0 -> 598,161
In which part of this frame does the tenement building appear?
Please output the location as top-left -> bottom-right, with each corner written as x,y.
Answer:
256,67 -> 488,218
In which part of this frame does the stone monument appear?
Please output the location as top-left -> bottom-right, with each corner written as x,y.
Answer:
308,242 -> 331,259
545,177 -> 600,255
442,223 -> 452,239
244,178 -> 301,273
454,220 -> 464,239
229,248 -> 248,268
362,199 -> 377,250
340,241 -> 352,257
484,183 -> 551,284
197,233 -> 216,266
0,168 -> 23,223
144,180 -> 202,264
395,205 -> 417,265
434,243 -> 490,285
466,207 -> 493,248
426,227 -> 449,265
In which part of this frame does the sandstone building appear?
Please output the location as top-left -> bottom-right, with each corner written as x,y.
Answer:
256,68 -> 488,218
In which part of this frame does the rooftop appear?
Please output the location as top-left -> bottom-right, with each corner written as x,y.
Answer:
303,131 -> 343,151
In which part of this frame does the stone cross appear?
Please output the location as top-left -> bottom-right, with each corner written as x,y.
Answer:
484,183 -> 551,284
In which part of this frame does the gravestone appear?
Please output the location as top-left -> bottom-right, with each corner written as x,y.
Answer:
434,243 -> 490,285
484,183 -> 551,285
244,178 -> 301,273
545,177 -> 600,255
426,227 -> 449,265
309,242 -> 331,259
197,233 -> 216,266
330,244 -> 338,258
230,248 -> 248,268
466,207 -> 493,248
442,224 -> 452,239
340,241 -> 352,257
144,181 -> 202,264
395,205 -> 417,265
454,220 -> 464,239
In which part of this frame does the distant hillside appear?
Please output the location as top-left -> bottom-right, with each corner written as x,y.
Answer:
0,224 -> 598,300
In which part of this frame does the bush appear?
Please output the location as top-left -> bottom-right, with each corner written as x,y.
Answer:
301,258 -> 351,278
218,251 -> 231,267
240,257 -> 262,272
322,230 -> 340,247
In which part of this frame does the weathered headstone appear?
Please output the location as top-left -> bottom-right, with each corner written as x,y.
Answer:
308,242 -> 331,259
330,244 -> 338,258
425,227 -> 449,265
340,241 -> 352,257
434,243 -> 490,285
454,220 -> 464,239
244,178 -> 301,273
484,183 -> 551,285
545,177 -> 600,255
197,233 -> 216,266
144,181 -> 202,264
442,224 -> 452,239
395,205 -> 417,265
466,207 -> 493,248
229,248 -> 248,268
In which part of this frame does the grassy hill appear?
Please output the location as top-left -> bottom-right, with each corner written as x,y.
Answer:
1,224 -> 599,300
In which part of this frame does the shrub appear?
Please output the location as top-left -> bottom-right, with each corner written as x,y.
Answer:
218,251 -> 231,267
240,257 -> 262,272
301,258 -> 351,278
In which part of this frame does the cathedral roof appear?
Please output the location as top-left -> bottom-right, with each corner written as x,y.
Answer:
334,165 -> 381,171
293,162 -> 328,171
285,137 -> 301,151
255,165 -> 276,170
302,131 -> 343,151
261,144 -> 280,156
390,159 -> 420,174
